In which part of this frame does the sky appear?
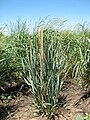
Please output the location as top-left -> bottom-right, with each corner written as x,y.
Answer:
0,0 -> 90,27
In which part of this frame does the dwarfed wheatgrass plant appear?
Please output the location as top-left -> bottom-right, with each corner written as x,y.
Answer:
22,20 -> 64,119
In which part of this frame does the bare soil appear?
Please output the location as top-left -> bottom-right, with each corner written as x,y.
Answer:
0,79 -> 90,120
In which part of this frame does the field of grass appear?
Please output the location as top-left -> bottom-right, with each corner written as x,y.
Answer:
0,19 -> 90,119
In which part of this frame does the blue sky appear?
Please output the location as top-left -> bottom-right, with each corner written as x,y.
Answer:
0,0 -> 90,27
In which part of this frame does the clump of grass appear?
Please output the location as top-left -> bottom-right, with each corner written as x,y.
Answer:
21,20 -> 64,119
0,20 -> 31,90
60,23 -> 90,86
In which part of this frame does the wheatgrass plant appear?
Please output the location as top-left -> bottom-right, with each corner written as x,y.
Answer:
60,24 -> 90,86
0,20 -> 31,84
22,20 -> 64,119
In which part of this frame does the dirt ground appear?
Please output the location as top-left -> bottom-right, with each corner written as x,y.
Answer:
0,79 -> 90,120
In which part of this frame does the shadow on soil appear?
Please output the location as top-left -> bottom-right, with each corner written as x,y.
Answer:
0,104 -> 17,120
0,83 -> 31,120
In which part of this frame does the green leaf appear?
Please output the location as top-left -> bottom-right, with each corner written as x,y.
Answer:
76,115 -> 84,120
